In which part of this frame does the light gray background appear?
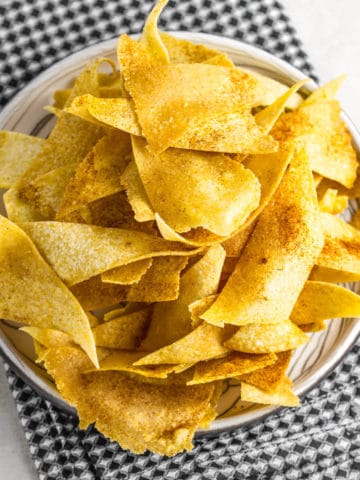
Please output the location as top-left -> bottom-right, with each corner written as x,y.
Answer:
0,0 -> 360,478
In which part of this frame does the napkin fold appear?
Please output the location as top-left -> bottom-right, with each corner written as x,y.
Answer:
1,1 -> 359,479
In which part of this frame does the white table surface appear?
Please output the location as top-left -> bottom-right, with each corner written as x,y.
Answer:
0,1 -> 360,478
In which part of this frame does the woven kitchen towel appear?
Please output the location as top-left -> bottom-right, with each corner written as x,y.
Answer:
0,0 -> 359,479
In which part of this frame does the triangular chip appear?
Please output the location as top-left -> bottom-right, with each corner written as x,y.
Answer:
0,132 -> 44,188
291,280 -> 360,325
238,351 -> 292,393
187,352 -> 276,385
224,321 -> 308,353
102,258 -> 153,285
57,131 -> 131,218
42,345 -> 216,455
132,136 -> 261,236
141,0 -> 170,64
202,148 -> 323,326
304,75 -> 346,104
22,221 -> 200,285
93,309 -> 150,349
135,322 -> 232,365
311,213 -> 360,282
0,216 -> 98,367
241,378 -> 299,407
141,244 -> 226,350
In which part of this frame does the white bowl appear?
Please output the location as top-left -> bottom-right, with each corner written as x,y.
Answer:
0,32 -> 359,435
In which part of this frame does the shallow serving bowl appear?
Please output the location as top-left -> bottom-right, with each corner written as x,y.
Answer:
0,32 -> 359,435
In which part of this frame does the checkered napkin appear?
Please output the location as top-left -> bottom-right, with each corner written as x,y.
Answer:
0,1 -> 359,478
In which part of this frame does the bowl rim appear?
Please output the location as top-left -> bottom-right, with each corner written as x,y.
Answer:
0,31 -> 360,434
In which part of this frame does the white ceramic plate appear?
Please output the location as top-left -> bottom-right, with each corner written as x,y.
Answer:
0,33 -> 359,435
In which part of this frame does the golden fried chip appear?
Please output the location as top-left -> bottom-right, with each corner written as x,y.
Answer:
20,326 -> 73,348
202,148 -> 323,326
304,75 -> 346,104
120,159 -> 155,222
57,131 -> 131,218
317,185 -> 348,214
141,0 -> 169,64
3,186 -> 44,223
241,378 -> 299,407
187,352 -> 276,385
0,216 -> 98,367
135,322 -> 232,365
87,350 -> 183,379
101,258 -> 153,285
123,256 -> 188,303
238,351 -> 292,393
22,221 -> 200,285
225,321 -> 308,353
92,309 -> 150,349
311,213 -> 360,282
0,132 -> 44,188
255,79 -> 308,133
272,99 -> 358,188
141,245 -> 226,350
132,136 -> 261,236
19,163 -> 77,219
291,280 -> 360,325
70,275 -> 127,310
118,34 -> 264,152
43,345 -> 216,455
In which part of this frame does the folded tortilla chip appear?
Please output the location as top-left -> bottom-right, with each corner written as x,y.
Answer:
141,0 -> 170,65
202,148 -> 323,326
0,216 -> 97,367
132,136 -> 261,236
225,321 -> 308,353
22,221 -> 200,285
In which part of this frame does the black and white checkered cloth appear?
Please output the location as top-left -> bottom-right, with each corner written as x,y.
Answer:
0,1 -> 359,478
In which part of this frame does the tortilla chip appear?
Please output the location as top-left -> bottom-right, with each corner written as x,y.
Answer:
304,75 -> 346,104
20,326 -> 73,348
187,352 -> 276,385
291,280 -> 360,325
272,99 -> 358,188
240,68 -> 304,109
311,213 -> 360,282
87,350 -> 184,379
19,163 -> 77,219
189,295 -> 217,329
135,322 -> 232,365
70,275 -> 127,310
0,132 -> 44,188
317,186 -> 348,214
238,351 -> 292,393
118,34 -> 264,152
22,221 -> 200,285
141,0 -> 170,64
92,309 -> 150,349
241,378 -> 299,407
132,136 -> 261,236
101,258 -> 153,285
43,345 -> 216,455
121,159 -> 155,222
57,131 -> 131,218
0,216 -> 98,367
160,32 -> 225,64
202,148 -> 323,326
53,88 -> 72,109
141,245 -> 226,350
3,186 -> 45,223
123,256 -> 188,303
255,79 -> 308,133
225,321 -> 308,353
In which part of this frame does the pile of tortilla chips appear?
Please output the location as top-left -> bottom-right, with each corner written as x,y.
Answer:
1,0 -> 360,456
